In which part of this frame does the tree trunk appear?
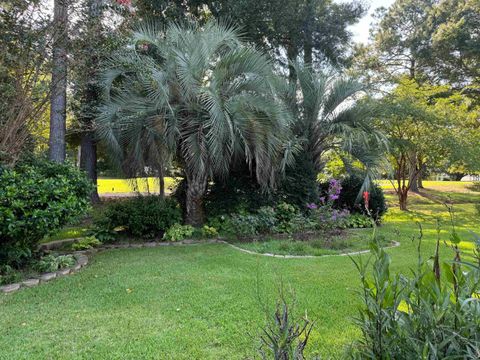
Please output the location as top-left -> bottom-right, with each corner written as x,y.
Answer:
418,163 -> 426,188
80,133 -> 100,203
286,43 -> 299,82
409,155 -> 419,193
185,172 -> 207,227
158,166 -> 165,199
398,190 -> 408,211
49,0 -> 68,163
303,0 -> 314,66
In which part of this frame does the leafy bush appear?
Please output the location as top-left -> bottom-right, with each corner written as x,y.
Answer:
204,154 -> 319,217
97,196 -> 181,239
274,202 -> 299,234
201,225 -> 218,238
163,224 -> 194,242
319,175 -> 387,220
204,170 -> 275,217
230,213 -> 261,237
36,254 -> 75,273
343,213 -> 373,229
0,265 -> 22,285
71,236 -> 102,251
350,219 -> 480,358
0,159 -> 92,267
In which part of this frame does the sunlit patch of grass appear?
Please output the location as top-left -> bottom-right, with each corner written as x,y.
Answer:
97,177 -> 177,195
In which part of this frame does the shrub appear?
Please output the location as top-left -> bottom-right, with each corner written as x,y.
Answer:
201,225 -> 218,238
0,159 -> 92,267
274,202 -> 299,234
319,175 -> 387,220
163,224 -> 194,242
343,213 -> 373,229
350,220 -> 480,358
0,265 -> 22,285
71,236 -> 102,251
204,170 -> 274,217
97,196 -> 181,239
230,213 -> 261,237
36,254 -> 75,273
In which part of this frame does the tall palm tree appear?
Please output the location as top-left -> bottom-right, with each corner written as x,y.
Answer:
96,21 -> 294,225
292,64 -> 387,191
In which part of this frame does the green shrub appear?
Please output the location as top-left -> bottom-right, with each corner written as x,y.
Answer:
274,202 -> 299,234
319,175 -> 387,221
350,222 -> 480,358
230,213 -> 261,237
204,153 -> 319,217
36,254 -> 75,273
343,213 -> 373,229
201,225 -> 218,238
71,236 -> 102,251
0,265 -> 22,285
0,159 -> 92,267
97,196 -> 181,239
163,224 -> 194,242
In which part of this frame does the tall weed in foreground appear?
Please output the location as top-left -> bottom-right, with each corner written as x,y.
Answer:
349,205 -> 480,359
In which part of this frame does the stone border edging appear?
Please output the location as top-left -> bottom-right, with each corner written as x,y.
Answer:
3,238 -> 400,294
0,253 -> 89,294
223,240 -> 401,259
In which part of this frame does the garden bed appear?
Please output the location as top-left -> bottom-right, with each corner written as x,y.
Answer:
231,229 -> 391,257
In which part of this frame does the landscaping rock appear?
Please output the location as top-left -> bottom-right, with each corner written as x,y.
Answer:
130,243 -> 143,248
22,279 -> 40,287
0,283 -> 21,293
57,268 -> 71,276
39,273 -> 57,282
183,239 -> 195,244
144,242 -> 157,247
72,263 -> 82,271
76,256 -> 88,267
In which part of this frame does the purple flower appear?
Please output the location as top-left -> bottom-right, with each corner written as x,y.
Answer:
306,203 -> 318,210
319,197 -> 326,204
329,194 -> 339,201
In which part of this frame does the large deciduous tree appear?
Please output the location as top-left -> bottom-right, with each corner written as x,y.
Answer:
0,0 -> 51,165
96,22 -> 294,226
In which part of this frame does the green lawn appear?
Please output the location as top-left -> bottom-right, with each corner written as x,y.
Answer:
1,183 -> 479,359
97,177 -> 176,195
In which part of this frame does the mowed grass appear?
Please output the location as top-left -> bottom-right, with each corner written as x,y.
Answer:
97,177 -> 176,195
1,183 -> 479,359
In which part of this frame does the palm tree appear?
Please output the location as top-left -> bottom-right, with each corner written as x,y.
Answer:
96,21 -> 294,226
292,64 -> 387,191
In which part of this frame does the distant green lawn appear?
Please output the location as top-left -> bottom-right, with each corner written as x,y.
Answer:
97,177 -> 176,195
1,182 -> 479,359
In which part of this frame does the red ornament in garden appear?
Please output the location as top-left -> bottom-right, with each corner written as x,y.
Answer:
363,191 -> 369,209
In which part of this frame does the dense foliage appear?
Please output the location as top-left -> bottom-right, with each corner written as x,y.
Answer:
319,175 -> 387,220
0,160 -> 92,267
351,222 -> 480,358
97,196 -> 181,239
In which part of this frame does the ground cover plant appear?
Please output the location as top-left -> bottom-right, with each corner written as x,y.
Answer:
1,182 -> 479,359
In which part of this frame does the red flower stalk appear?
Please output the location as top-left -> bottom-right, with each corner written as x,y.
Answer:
363,191 -> 370,209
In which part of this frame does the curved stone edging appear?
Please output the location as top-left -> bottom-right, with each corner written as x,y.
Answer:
0,253 -> 89,294
2,239 -> 401,294
222,240 -> 401,259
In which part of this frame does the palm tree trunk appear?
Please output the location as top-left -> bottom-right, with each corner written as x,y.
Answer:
49,0 -> 68,163
185,171 -> 207,227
